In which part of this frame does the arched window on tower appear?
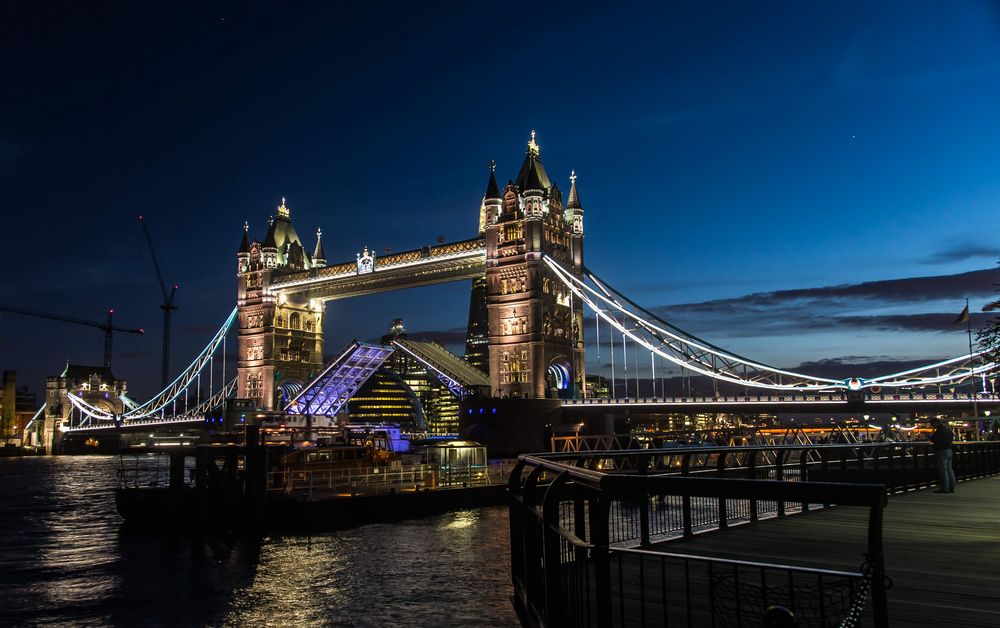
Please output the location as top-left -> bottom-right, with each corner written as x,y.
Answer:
290,312 -> 301,330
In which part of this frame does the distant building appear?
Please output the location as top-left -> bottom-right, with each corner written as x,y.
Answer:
0,371 -> 39,445
45,362 -> 128,424
381,319 -> 461,435
345,319 -> 462,435
464,275 -> 489,374
585,374 -> 611,399
345,368 -> 426,431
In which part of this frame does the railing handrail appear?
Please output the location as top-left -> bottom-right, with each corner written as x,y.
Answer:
621,546 -> 865,579
532,439 -> 997,462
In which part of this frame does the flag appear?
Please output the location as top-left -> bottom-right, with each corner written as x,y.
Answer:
953,303 -> 970,325
983,300 -> 1000,312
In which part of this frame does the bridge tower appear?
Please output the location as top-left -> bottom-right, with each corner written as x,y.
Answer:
484,133 -> 586,399
236,199 -> 326,411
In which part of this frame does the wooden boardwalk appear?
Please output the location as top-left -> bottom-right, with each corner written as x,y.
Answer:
655,475 -> 1000,627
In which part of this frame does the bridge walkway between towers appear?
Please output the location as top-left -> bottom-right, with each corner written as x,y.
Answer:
647,476 -> 1000,627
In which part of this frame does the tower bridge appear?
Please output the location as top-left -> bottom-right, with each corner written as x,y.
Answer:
46,132 -> 997,454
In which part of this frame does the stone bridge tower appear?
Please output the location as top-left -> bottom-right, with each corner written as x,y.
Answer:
236,198 -> 326,411
484,133 -> 586,399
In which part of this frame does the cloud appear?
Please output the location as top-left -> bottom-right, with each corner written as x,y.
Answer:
824,312 -> 990,333
790,355 -> 957,380
662,268 -> 998,315
922,243 -> 999,265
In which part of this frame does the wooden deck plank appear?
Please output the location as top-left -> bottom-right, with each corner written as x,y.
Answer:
642,476 -> 1000,627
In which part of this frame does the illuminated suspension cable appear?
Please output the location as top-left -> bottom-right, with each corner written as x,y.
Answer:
546,256 -> 996,391
68,308 -> 238,420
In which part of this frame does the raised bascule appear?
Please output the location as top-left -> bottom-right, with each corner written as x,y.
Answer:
49,132 -> 998,455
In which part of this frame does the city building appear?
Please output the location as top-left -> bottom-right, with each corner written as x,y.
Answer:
0,371 -> 39,445
344,368 -> 426,431
380,319 -> 460,435
45,362 -> 128,422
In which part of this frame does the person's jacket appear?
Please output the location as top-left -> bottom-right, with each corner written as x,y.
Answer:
929,426 -> 953,451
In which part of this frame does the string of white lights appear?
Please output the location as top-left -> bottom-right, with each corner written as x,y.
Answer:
545,256 -> 995,391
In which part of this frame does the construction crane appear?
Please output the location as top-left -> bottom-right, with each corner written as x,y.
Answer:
0,305 -> 144,368
138,215 -> 179,389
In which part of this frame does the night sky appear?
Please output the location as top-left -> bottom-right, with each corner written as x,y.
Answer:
4,1 -> 1000,400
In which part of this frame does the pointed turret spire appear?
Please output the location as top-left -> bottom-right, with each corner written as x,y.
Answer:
313,227 -> 326,267
523,157 -> 545,192
263,217 -> 277,249
484,160 -> 500,200
566,170 -> 583,209
515,130 -> 551,192
239,221 -> 251,253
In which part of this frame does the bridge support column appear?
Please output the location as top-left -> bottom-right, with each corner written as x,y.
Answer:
483,146 -> 586,400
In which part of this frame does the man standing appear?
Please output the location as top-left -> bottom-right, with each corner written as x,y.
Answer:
929,418 -> 956,493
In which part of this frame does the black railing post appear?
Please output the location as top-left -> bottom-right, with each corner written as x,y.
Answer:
868,493 -> 890,628
522,466 -> 545,622
682,453 -> 693,537
799,449 -> 810,512
574,495 -> 587,563
638,455 -> 651,546
542,472 -> 569,628
717,451 -> 728,528
776,449 -> 786,518
589,494 -> 612,627
820,448 -> 831,507
508,459 -> 528,619
748,449 -> 759,521
885,444 -> 895,491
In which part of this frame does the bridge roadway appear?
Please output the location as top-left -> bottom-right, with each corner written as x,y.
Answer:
562,391 -> 1000,414
650,475 -> 1000,627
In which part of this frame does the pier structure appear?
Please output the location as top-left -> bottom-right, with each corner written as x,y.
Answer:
508,440 -> 1000,627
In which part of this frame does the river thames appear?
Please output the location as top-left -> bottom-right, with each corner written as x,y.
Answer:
0,455 -> 519,627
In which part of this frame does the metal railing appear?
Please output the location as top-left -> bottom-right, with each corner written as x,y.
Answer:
509,441 -> 1000,628
267,461 -> 513,498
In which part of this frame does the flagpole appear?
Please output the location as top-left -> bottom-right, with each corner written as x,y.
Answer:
965,297 -> 980,438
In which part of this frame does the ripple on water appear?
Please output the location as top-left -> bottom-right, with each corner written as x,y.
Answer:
0,456 -> 518,627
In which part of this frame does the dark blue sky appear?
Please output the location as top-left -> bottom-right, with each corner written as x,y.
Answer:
3,1 -> 1000,398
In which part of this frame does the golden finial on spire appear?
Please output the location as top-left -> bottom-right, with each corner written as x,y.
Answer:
528,130 -> 539,155
316,227 -> 322,239
243,220 -> 249,232
570,170 -> 577,184
490,159 -> 496,173
277,196 -> 290,218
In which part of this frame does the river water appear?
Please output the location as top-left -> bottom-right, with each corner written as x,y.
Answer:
0,455 -> 519,627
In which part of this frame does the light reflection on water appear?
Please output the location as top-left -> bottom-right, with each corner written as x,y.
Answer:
0,456 -> 518,627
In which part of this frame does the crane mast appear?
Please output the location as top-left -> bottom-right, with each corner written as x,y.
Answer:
138,216 -> 179,388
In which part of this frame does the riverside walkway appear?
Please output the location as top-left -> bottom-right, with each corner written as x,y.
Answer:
509,441 -> 1000,628
661,475 -> 1000,627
